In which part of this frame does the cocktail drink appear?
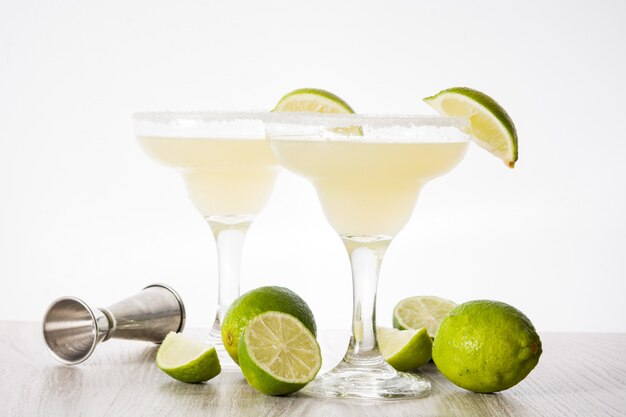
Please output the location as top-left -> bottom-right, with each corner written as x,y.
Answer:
134,112 -> 280,366
266,113 -> 469,399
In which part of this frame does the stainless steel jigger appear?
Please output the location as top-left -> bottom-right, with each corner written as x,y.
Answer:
42,284 -> 186,365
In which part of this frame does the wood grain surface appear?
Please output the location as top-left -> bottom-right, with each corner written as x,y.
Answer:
0,321 -> 624,416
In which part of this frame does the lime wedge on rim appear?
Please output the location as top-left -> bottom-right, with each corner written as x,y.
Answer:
273,88 -> 356,113
156,332 -> 221,383
393,296 -> 458,338
424,87 -> 518,168
377,326 -> 432,371
238,311 -> 321,396
272,87 -> 361,135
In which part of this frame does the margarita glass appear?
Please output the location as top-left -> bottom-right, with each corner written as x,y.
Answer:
266,113 -> 469,399
134,112 -> 279,367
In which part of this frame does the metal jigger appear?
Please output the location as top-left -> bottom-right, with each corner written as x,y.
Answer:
42,284 -> 186,365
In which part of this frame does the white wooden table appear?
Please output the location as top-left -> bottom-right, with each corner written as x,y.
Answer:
1,321 -> 624,416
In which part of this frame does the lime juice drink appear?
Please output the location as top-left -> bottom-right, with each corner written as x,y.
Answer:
266,113 -> 469,399
134,112 -> 280,368
137,137 -> 278,217
272,140 -> 467,237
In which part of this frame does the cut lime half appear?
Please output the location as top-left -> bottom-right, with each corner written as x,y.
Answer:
377,327 -> 432,371
156,332 -> 221,383
238,311 -> 321,396
424,87 -> 518,168
393,296 -> 458,338
221,286 -> 317,365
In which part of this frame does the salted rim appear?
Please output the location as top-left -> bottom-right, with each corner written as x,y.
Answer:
133,111 -> 466,128
133,111 -> 271,138
266,113 -> 469,143
133,111 -> 271,124
265,112 -> 467,129
133,111 -> 469,142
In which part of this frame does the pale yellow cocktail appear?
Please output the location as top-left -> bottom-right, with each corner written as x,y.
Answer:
271,140 -> 467,238
138,137 -> 278,217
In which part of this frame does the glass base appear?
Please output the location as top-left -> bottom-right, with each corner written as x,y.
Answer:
301,357 -> 431,400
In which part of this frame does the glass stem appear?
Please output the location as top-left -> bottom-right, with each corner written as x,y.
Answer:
342,237 -> 391,365
207,219 -> 251,339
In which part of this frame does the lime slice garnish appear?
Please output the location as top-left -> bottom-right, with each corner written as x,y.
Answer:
272,88 -> 361,135
238,311 -> 321,396
424,87 -> 518,168
273,88 -> 356,113
156,332 -> 221,383
393,296 -> 458,338
377,326 -> 432,371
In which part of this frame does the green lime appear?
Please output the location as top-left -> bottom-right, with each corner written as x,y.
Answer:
377,327 -> 432,371
424,87 -> 519,168
238,311 -> 321,396
221,286 -> 316,364
272,87 -> 361,135
432,300 -> 542,393
393,296 -> 457,338
273,88 -> 356,113
156,332 -> 221,383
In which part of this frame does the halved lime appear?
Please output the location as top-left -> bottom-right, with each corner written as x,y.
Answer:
377,326 -> 432,371
273,88 -> 356,113
238,311 -> 321,396
221,286 -> 316,365
156,332 -> 221,383
424,87 -> 518,168
393,296 -> 457,338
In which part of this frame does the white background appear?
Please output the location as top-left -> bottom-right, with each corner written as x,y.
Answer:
1,0 -> 625,332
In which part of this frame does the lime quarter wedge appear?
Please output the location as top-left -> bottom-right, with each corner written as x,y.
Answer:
273,87 -> 360,135
238,311 -> 322,396
393,296 -> 458,338
156,332 -> 221,383
424,87 -> 518,168
272,88 -> 361,135
377,327 -> 432,371
273,88 -> 356,113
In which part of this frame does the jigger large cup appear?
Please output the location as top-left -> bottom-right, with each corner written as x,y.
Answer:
43,284 -> 185,365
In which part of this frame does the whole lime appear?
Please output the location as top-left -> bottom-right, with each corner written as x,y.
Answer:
221,286 -> 316,364
432,300 -> 542,393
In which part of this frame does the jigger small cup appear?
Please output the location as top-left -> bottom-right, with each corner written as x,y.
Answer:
42,283 -> 185,365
